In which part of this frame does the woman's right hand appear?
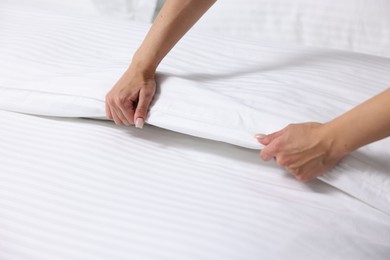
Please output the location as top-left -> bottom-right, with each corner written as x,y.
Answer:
105,68 -> 156,128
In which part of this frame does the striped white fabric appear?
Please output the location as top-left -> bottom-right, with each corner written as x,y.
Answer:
194,0 -> 390,58
1,7 -> 390,148
0,6 -> 390,216
1,110 -> 390,260
1,5 -> 390,259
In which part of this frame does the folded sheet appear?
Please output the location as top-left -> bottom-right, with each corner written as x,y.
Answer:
0,8 -> 389,215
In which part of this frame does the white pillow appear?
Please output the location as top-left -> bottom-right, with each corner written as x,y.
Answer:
0,0 -> 99,15
92,0 -> 158,22
0,0 -> 158,23
194,0 -> 390,58
1,8 -> 390,215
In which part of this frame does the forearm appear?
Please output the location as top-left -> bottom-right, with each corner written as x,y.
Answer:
131,0 -> 216,76
325,87 -> 390,155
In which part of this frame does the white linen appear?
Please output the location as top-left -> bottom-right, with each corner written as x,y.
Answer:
91,0 -> 158,22
1,7 -> 390,147
0,7 -> 390,216
0,0 -> 157,22
194,0 -> 390,58
1,110 -> 390,260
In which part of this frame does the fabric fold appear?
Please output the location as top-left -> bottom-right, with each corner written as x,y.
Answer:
1,7 -> 390,215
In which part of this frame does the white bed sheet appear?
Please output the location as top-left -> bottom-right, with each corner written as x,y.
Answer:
193,0 -> 390,58
1,4 -> 390,259
1,7 -> 389,216
1,110 -> 389,260
1,7 -> 390,148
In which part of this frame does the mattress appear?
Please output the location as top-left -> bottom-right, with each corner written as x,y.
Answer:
1,110 -> 390,260
1,4 -> 390,260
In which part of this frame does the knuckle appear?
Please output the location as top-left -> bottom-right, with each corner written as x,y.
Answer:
143,89 -> 155,98
115,95 -> 127,104
135,107 -> 147,116
106,96 -> 115,106
142,94 -> 153,102
288,167 -> 300,176
259,151 -> 268,161
122,99 -> 134,108
260,147 -> 275,161
276,156 -> 290,167
272,140 -> 283,152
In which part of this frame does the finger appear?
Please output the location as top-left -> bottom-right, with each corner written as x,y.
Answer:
257,127 -> 287,145
117,98 -> 135,126
105,100 -> 113,120
255,134 -> 267,144
288,167 -> 320,182
260,144 -> 278,161
259,134 -> 287,161
111,109 -> 124,125
134,87 -> 154,129
106,97 -> 124,125
287,159 -> 328,182
259,150 -> 272,161
110,103 -> 128,125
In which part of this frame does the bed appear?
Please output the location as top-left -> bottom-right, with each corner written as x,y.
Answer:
1,1 -> 389,259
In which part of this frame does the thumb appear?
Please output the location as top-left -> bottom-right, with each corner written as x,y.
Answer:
134,88 -> 154,129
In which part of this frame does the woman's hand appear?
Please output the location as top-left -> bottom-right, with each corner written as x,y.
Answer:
256,123 -> 346,181
105,68 -> 156,128
105,0 -> 217,128
256,88 -> 390,181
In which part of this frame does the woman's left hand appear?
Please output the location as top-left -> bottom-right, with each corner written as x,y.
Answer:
256,122 -> 345,181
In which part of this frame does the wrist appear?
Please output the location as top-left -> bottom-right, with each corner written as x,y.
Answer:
321,120 -> 352,159
129,50 -> 159,79
127,62 -> 156,81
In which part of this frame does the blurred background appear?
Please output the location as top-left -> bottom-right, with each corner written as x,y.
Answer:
0,0 -> 159,22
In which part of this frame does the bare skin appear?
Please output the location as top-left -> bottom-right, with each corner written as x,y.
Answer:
105,0 -> 390,181
258,88 -> 390,181
105,0 -> 216,128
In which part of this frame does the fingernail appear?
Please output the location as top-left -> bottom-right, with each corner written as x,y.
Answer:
255,134 -> 267,139
135,118 -> 144,129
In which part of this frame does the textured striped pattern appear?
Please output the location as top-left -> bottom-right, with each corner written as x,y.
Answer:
1,7 -> 390,214
1,6 -> 390,259
1,110 -> 390,260
194,0 -> 390,58
0,4 -> 390,211
1,7 -> 390,148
